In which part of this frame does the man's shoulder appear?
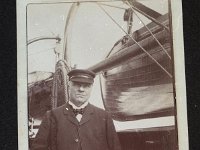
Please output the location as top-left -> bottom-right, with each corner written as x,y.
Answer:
89,103 -> 107,114
51,104 -> 66,114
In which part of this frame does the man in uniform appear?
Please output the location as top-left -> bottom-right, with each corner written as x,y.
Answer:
32,69 -> 122,150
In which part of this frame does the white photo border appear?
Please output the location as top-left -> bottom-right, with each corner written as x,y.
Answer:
17,0 -> 188,149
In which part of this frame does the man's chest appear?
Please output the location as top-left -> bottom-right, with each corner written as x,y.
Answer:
56,114 -> 106,136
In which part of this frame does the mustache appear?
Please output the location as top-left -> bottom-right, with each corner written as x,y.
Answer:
76,94 -> 86,97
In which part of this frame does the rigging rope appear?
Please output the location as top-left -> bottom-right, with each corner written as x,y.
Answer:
98,2 -> 126,10
122,1 -> 170,33
51,60 -> 70,109
97,3 -> 172,78
125,1 -> 171,60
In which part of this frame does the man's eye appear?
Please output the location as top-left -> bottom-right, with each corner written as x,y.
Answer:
77,84 -> 82,87
72,83 -> 80,87
72,82 -> 91,88
85,84 -> 91,88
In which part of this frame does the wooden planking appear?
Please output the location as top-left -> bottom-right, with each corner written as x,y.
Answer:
105,43 -> 171,77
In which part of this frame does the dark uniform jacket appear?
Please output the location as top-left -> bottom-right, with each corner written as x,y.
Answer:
32,103 -> 121,150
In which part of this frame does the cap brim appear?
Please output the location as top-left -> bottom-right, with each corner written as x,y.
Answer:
70,77 -> 94,84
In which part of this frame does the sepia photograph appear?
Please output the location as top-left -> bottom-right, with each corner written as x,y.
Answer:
17,0 -> 188,150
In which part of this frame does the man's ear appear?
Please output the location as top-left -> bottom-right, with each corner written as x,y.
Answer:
67,82 -> 70,93
67,81 -> 71,87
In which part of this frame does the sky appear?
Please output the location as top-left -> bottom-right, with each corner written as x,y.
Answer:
27,0 -> 174,129
27,0 -> 168,73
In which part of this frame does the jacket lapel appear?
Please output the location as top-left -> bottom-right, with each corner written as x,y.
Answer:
63,103 -> 79,126
79,103 -> 94,125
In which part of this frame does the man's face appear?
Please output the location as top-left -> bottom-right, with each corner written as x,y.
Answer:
68,81 -> 93,107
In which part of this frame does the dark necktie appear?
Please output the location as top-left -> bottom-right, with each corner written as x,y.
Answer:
73,108 -> 84,116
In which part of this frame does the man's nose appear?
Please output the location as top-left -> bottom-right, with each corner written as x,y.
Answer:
78,85 -> 85,91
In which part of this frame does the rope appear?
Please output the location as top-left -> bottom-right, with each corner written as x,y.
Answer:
98,2 -> 127,10
51,72 -> 57,109
125,1 -> 171,60
58,60 -> 71,103
51,60 -> 71,109
97,3 -> 172,78
123,1 -> 170,33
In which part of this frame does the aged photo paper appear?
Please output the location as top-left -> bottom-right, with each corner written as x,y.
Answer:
17,0 -> 188,150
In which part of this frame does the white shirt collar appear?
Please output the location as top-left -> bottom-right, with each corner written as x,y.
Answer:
69,100 -> 88,109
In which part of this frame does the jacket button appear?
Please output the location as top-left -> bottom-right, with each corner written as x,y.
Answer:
75,138 -> 79,142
